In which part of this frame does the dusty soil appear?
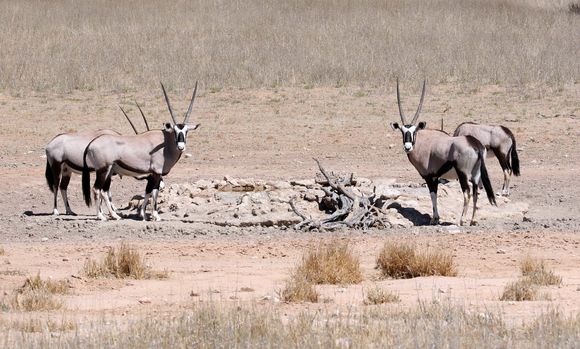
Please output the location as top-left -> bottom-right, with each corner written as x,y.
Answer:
0,84 -> 579,327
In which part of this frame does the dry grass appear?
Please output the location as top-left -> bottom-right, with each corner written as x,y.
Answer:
82,243 -> 166,280
0,0 -> 578,92
0,246 -> 4,255
376,242 -> 457,279
2,302 -> 579,348
520,256 -> 562,286
297,242 -> 363,285
364,286 -> 401,305
500,278 -> 539,301
9,318 -> 76,333
2,274 -> 69,311
279,273 -> 319,303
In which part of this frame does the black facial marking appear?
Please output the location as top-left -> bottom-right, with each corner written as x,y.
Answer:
177,131 -> 185,143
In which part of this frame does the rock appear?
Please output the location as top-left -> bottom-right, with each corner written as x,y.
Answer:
195,179 -> 212,190
445,225 -> 461,234
496,249 -> 506,254
291,179 -> 315,188
375,186 -> 401,200
214,192 -> 242,205
268,181 -> 292,190
138,297 -> 152,304
184,153 -> 192,158
303,193 -> 318,202
191,196 -> 205,206
41,237 -> 49,242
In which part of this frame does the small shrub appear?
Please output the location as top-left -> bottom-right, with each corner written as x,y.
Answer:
520,256 -> 562,286
0,246 -> 4,255
4,274 -> 69,311
298,242 -> 363,285
569,3 -> 580,14
364,286 -> 400,305
376,242 -> 457,279
279,273 -> 319,303
500,279 -> 538,301
83,243 -> 165,279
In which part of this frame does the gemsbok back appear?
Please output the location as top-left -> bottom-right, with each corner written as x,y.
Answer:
45,103 -> 151,216
454,122 -> 520,196
389,80 -> 497,226
82,82 -> 200,221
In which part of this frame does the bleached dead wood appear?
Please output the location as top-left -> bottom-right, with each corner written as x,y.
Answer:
290,159 -> 388,230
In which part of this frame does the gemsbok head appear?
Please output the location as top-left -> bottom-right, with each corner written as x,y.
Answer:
82,82 -> 200,221
390,79 -> 497,226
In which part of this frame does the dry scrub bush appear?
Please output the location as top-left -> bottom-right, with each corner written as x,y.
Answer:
4,302 -> 579,348
0,0 -> 578,92
83,243 -> 166,279
0,246 -> 4,255
376,242 -> 457,279
364,286 -> 400,305
3,274 -> 68,311
297,243 -> 363,285
279,273 -> 319,303
520,256 -> 562,286
500,279 -> 539,301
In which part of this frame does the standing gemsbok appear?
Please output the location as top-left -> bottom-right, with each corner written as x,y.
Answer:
454,122 -> 520,196
45,102 -> 152,216
389,80 -> 497,226
82,82 -> 200,221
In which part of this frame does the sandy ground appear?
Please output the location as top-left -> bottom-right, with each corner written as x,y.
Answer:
0,84 -> 579,326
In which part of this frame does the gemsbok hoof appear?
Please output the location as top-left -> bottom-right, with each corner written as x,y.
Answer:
152,212 -> 161,222
53,209 -> 60,216
97,213 -> 107,221
430,217 -> 440,225
470,220 -> 478,226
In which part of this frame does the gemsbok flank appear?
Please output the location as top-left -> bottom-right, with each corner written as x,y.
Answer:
45,103 -> 152,216
389,80 -> 497,226
454,122 -> 520,196
82,82 -> 200,221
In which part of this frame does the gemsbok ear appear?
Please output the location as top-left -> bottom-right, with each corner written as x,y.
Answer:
417,121 -> 426,129
164,122 -> 172,131
190,124 -> 200,130
391,122 -> 400,130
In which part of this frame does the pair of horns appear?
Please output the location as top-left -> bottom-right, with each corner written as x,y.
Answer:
161,81 -> 198,125
396,79 -> 426,125
119,102 -> 150,135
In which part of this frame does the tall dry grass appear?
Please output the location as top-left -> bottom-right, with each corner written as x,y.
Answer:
1,303 -> 579,348
0,0 -> 578,92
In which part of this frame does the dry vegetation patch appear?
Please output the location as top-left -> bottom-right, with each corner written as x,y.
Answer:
364,286 -> 401,305
82,243 -> 167,280
9,318 -> 76,333
520,256 -> 562,286
500,279 -> 539,301
2,274 -> 69,312
376,242 -> 457,279
279,273 -> 319,303
0,246 -> 5,255
297,242 -> 363,285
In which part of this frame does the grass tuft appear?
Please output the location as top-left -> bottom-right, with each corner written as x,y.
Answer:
10,318 -> 77,333
376,242 -> 457,279
520,256 -> 562,286
500,278 -> 538,301
364,286 -> 400,305
82,243 -> 166,280
279,273 -> 319,303
0,245 -> 4,255
2,273 -> 68,311
297,242 -> 363,285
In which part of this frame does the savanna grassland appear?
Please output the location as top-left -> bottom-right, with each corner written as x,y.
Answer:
0,1 -> 579,348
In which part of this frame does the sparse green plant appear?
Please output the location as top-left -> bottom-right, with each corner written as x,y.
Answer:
297,242 -> 363,285
520,256 -> 562,286
364,286 -> 400,305
376,242 -> 457,279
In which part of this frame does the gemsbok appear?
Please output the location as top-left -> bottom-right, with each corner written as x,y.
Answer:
45,103 -> 152,216
390,80 -> 497,226
453,122 -> 520,196
82,82 -> 200,221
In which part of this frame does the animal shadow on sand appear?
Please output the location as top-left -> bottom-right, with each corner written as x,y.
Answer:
386,202 -> 454,226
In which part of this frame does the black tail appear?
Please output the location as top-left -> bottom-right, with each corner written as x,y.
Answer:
82,147 -> 92,207
510,144 -> 520,176
45,159 -> 55,193
478,150 -> 496,206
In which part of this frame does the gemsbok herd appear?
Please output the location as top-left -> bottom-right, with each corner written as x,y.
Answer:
45,80 -> 520,226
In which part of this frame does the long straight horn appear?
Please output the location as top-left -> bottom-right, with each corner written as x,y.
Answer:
410,80 -> 426,125
135,101 -> 150,131
183,81 -> 198,124
160,82 -> 178,125
119,106 -> 138,135
396,78 -> 407,124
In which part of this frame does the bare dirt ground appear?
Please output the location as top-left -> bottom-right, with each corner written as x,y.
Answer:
0,84 -> 579,328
